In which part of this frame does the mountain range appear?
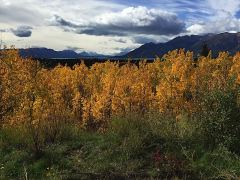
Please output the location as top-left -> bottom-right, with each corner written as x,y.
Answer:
19,32 -> 240,59
124,32 -> 240,58
19,48 -> 107,59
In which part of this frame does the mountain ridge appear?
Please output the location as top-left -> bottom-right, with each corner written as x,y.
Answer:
19,48 -> 107,59
124,32 -> 240,58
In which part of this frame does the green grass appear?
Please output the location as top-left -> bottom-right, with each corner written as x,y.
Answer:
1,110 -> 240,179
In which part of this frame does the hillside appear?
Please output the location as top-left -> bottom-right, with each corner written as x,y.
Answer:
124,32 -> 240,58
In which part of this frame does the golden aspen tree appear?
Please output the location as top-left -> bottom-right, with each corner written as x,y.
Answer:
91,61 -> 119,124
72,62 -> 89,124
0,48 -> 27,126
229,52 -> 240,83
112,62 -> 139,115
81,62 -> 106,129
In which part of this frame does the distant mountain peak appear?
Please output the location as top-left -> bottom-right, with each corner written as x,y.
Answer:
19,48 -> 106,59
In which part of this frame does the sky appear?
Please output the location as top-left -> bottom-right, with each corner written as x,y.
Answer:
1,0 -> 240,55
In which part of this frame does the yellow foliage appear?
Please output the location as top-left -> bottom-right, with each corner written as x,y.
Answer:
1,48 -> 240,130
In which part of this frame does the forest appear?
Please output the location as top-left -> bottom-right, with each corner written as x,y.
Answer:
1,48 -> 240,179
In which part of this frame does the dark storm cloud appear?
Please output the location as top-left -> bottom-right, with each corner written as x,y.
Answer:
11,26 -> 33,37
54,6 -> 186,36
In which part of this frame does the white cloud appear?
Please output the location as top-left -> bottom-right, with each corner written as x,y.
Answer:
186,0 -> 240,34
207,0 -> 240,15
1,0 -> 240,54
54,6 -> 186,36
187,24 -> 205,34
95,6 -> 164,26
0,0 -> 132,54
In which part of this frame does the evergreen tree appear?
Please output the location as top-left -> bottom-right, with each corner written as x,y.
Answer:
200,43 -> 210,57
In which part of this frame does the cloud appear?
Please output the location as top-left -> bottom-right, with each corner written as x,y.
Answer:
11,26 -> 32,37
66,46 -> 84,52
187,12 -> 240,34
54,6 -> 186,36
132,36 -> 159,44
132,36 -> 157,44
111,38 -> 128,43
185,0 -> 240,35
187,24 -> 205,34
114,47 -> 135,56
0,4 -> 45,25
2,0 -> 240,55
207,0 -> 240,15
54,15 -> 79,28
